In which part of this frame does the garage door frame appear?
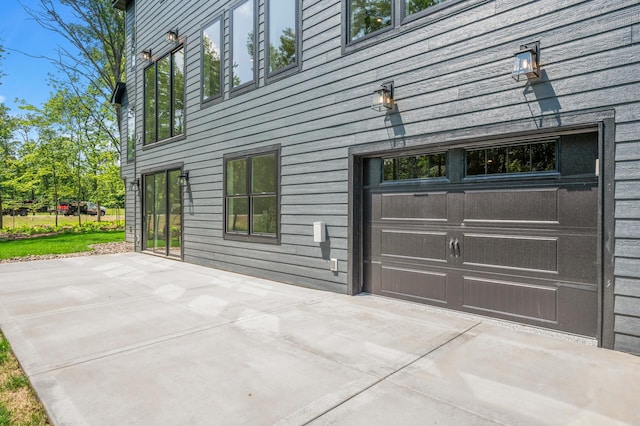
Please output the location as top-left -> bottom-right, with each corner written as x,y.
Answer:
347,111 -> 615,348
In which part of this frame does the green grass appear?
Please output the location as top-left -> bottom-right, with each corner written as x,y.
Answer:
0,333 -> 49,425
0,231 -> 124,260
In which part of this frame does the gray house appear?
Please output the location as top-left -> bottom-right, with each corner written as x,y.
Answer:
113,0 -> 640,355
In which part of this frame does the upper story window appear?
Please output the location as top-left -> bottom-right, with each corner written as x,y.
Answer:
346,0 -> 454,46
231,0 -> 256,90
403,0 -> 448,18
202,18 -> 223,102
144,47 -> 185,145
224,146 -> 280,242
266,0 -> 299,75
348,0 -> 392,42
127,107 -> 135,162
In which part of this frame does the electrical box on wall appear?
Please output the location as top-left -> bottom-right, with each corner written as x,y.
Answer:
313,221 -> 326,243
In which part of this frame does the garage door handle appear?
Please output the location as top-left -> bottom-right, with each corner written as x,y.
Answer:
449,239 -> 456,257
454,239 -> 461,258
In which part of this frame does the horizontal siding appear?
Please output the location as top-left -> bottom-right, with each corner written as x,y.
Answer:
123,0 -> 640,352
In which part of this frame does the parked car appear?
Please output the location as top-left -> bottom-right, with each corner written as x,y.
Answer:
86,202 -> 107,216
57,201 -> 88,216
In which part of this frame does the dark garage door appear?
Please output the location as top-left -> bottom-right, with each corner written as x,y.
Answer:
363,134 -> 600,337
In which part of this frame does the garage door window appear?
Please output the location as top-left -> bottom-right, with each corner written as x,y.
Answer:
466,140 -> 556,176
383,153 -> 446,181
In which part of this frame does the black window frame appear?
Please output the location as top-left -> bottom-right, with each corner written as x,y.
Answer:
464,139 -> 559,178
345,0 -> 394,45
229,0 -> 258,96
223,145 -> 281,244
265,0 -> 302,82
143,45 -> 186,146
201,15 -> 224,106
342,0 -> 468,51
126,106 -> 136,162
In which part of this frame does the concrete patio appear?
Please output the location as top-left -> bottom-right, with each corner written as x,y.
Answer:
0,253 -> 637,425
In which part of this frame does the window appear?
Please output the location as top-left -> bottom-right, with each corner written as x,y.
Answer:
466,141 -> 557,176
266,0 -> 298,75
127,108 -> 135,162
143,47 -> 185,145
231,0 -> 256,89
224,147 -> 280,241
202,18 -> 223,102
403,0 -> 448,18
383,153 -> 446,181
346,0 -> 457,46
348,0 -> 392,42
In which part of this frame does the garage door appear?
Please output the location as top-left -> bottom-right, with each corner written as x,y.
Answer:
363,134 -> 600,337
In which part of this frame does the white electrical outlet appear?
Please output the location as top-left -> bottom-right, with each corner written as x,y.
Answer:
329,258 -> 338,272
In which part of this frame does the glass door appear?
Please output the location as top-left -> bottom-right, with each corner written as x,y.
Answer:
143,169 -> 182,258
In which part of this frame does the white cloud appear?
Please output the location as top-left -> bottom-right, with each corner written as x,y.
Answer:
0,95 -> 6,104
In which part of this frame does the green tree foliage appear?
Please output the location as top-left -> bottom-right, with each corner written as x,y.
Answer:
25,0 -> 125,153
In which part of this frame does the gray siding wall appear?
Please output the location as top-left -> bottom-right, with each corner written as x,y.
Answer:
123,0 -> 640,352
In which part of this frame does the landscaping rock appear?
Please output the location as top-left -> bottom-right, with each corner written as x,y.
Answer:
0,242 -> 134,264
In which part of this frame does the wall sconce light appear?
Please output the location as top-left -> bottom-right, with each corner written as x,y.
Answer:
166,30 -> 179,44
371,82 -> 394,112
512,41 -> 540,81
141,49 -> 152,62
129,178 -> 140,191
179,171 -> 189,187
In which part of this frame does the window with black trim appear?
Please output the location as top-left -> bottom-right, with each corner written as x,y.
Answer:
202,18 -> 223,102
127,107 -> 135,162
466,140 -> 557,176
348,0 -> 392,43
231,0 -> 256,89
346,0 -> 458,46
403,0 -> 448,18
144,47 -> 185,145
224,147 -> 279,241
266,0 -> 299,75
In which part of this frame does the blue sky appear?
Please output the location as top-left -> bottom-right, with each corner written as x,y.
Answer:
1,1 -> 76,114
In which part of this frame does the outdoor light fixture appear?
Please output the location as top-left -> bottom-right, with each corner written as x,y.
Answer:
129,178 -> 140,191
179,171 -> 189,187
371,82 -> 394,112
512,41 -> 540,81
141,49 -> 152,62
166,30 -> 179,44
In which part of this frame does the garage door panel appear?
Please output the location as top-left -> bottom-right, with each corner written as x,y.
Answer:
464,188 -> 559,223
381,193 -> 447,221
462,234 -> 558,273
381,266 -> 448,304
381,230 -> 448,262
462,276 -> 558,323
557,234 -> 598,284
558,185 -> 598,228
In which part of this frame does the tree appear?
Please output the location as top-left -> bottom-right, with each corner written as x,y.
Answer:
0,105 -> 19,230
25,0 -> 125,154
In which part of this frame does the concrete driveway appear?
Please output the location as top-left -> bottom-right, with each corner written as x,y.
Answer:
0,253 -> 638,425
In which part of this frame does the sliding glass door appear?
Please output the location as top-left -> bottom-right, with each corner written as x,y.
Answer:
144,169 -> 182,258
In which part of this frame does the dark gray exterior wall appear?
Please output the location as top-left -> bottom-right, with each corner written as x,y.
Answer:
119,0 -> 640,353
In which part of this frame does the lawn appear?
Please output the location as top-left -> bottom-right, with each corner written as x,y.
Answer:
0,333 -> 49,425
0,231 -> 124,260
